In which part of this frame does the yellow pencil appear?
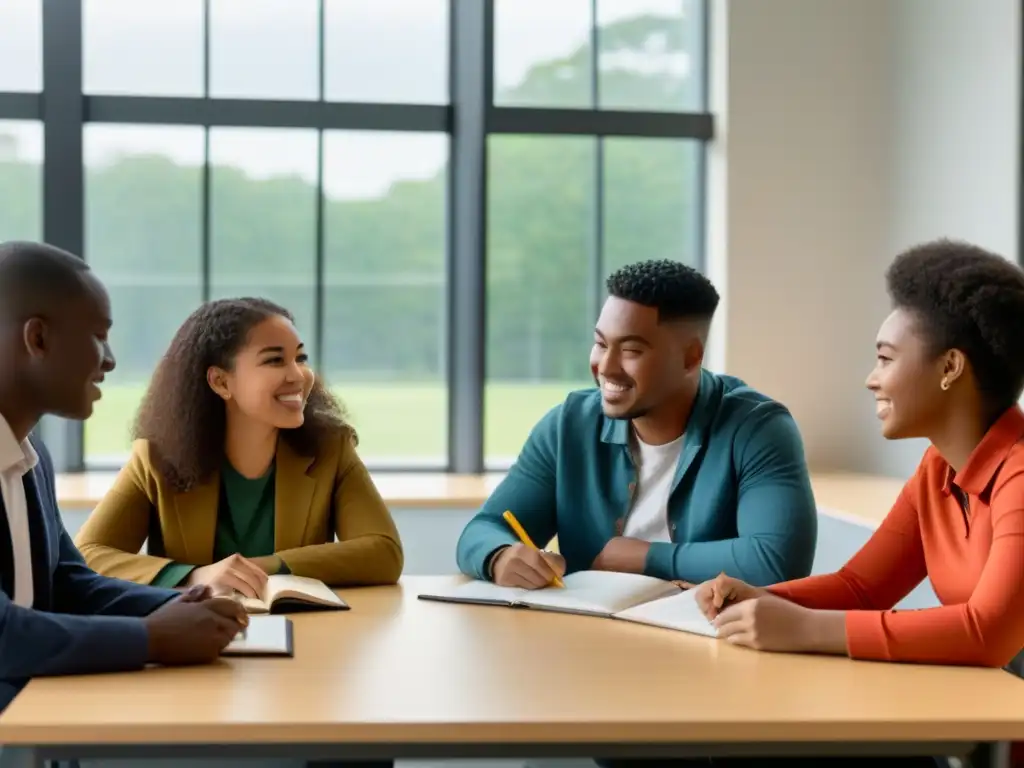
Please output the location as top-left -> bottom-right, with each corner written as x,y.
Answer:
502,510 -> 566,588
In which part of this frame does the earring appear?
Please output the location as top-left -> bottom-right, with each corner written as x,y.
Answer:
940,378 -> 951,391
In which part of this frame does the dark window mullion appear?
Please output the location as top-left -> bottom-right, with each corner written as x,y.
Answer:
40,0 -> 86,472
447,0 -> 490,473
314,0 -> 326,372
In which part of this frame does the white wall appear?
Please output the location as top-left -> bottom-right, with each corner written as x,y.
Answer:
884,0 -> 1021,473
712,0 -> 1020,479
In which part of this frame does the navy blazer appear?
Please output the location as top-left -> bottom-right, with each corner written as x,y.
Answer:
0,436 -> 177,711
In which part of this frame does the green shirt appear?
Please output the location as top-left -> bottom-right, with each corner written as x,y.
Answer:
151,461 -> 284,587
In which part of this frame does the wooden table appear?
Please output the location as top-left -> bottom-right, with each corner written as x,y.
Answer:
0,577 -> 1021,765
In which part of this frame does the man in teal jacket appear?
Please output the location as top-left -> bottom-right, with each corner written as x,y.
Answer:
456,259 -> 817,589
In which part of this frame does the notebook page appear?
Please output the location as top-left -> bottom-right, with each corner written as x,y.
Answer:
614,588 -> 719,637
522,571 -> 681,614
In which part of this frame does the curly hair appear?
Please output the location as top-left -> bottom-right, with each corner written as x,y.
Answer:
133,297 -> 355,492
886,238 -> 1024,413
606,259 -> 720,323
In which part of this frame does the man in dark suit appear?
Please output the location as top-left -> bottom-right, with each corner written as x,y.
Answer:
0,240 -> 248,713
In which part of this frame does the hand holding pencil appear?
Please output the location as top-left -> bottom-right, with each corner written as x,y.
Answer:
489,510 -> 567,589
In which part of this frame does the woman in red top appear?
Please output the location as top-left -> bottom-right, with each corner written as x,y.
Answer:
692,239 -> 1024,765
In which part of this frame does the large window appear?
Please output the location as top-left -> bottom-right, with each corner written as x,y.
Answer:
486,0 -> 707,462
84,124 -> 205,461
0,0 -> 42,93
0,1 -> 43,242
0,121 -> 43,242
0,0 -> 711,474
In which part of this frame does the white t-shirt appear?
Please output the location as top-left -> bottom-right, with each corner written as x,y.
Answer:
622,432 -> 684,542
0,415 -> 38,608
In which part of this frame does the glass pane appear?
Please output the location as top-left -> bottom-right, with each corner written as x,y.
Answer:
324,0 -> 448,104
0,0 -> 42,92
209,0 -> 319,100
83,125 -> 205,464
597,0 -> 706,111
602,137 -> 702,275
0,121 -> 43,241
486,136 -> 596,466
494,0 -> 592,108
322,131 -> 448,465
83,0 -> 204,96
209,127 -> 318,351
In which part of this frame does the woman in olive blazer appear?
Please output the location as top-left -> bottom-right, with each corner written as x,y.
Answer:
75,297 -> 403,595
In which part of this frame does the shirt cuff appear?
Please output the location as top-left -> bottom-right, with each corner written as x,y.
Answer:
643,541 -> 675,580
151,562 -> 197,588
484,546 -> 509,581
845,610 -> 890,661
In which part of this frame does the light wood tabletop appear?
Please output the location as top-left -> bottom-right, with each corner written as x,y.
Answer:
1,576 -> 1022,750
56,469 -> 905,527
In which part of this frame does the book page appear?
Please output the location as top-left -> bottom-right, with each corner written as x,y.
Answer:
521,571 -> 681,615
238,595 -> 270,614
266,574 -> 345,607
418,579 -> 526,605
614,588 -> 718,637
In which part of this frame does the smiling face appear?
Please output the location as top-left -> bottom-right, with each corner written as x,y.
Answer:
589,296 -> 702,421
23,270 -> 116,420
207,314 -> 315,430
865,308 -> 963,440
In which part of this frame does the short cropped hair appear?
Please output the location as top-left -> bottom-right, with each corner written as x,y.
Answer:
886,238 -> 1024,411
0,241 -> 91,323
605,259 -> 720,323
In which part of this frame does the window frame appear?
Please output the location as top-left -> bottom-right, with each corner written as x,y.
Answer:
0,0 -> 714,473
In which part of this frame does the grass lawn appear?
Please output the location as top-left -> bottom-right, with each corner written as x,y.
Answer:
85,380 -> 592,466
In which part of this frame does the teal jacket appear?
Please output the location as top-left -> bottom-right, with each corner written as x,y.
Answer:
456,369 -> 817,586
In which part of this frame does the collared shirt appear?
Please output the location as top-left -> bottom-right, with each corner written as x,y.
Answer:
0,414 -> 38,608
771,405 -> 1024,668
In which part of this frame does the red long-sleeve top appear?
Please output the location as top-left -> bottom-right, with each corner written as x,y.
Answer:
770,406 -> 1024,668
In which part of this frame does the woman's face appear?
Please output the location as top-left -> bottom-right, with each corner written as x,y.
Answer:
865,308 -> 952,440
209,314 -> 316,430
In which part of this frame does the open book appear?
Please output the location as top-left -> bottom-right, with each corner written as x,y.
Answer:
418,571 -> 718,638
238,574 -> 349,614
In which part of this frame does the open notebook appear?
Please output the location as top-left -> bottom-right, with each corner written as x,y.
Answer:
418,571 -> 718,638
238,574 -> 349,614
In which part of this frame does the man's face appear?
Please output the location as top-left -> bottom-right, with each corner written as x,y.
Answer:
23,271 -> 116,420
589,296 -> 700,420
